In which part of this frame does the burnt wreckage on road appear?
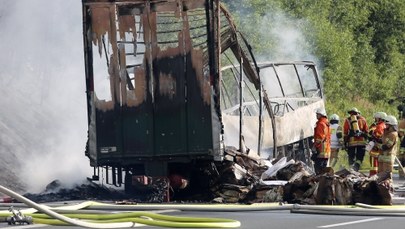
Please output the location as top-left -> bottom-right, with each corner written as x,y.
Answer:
82,0 -> 325,195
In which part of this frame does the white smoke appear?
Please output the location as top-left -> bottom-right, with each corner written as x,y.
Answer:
0,0 -> 91,193
221,6 -> 323,157
255,10 -> 318,62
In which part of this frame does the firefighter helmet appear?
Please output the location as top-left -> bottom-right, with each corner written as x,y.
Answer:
329,114 -> 340,121
315,108 -> 327,117
385,115 -> 398,126
347,107 -> 360,114
373,112 -> 387,120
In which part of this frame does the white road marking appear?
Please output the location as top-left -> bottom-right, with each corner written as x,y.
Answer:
318,217 -> 384,228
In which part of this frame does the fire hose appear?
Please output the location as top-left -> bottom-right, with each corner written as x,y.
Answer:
4,184 -> 405,227
95,202 -> 405,217
0,184 -> 241,228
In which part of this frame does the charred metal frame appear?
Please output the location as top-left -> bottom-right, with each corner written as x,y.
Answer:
82,0 -> 324,187
220,60 -> 324,160
82,0 -> 235,187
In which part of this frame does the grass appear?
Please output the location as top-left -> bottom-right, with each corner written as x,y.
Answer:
332,150 -> 371,172
332,150 -> 399,174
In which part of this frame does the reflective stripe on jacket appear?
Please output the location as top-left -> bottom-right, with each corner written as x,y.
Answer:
314,117 -> 331,158
343,115 -> 368,146
378,128 -> 398,163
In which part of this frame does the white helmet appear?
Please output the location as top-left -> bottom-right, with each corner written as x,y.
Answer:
315,108 -> 327,117
385,115 -> 398,126
348,107 -> 360,114
373,112 -> 387,120
329,114 -> 339,121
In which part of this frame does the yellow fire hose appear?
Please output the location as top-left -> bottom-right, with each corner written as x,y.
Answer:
4,183 -> 405,227
24,213 -> 241,228
0,185 -> 240,228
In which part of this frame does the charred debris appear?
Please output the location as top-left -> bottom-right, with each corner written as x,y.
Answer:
23,0 -> 388,205
0,1 -> 395,207
22,147 -> 393,206
81,0 -> 327,197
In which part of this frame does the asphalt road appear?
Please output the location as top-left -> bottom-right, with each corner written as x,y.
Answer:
1,175 -> 405,229
2,209 -> 405,229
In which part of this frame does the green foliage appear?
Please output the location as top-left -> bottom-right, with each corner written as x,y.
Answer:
222,0 -> 405,118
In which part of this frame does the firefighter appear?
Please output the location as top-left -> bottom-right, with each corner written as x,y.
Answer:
367,112 -> 387,176
398,112 -> 405,178
329,114 -> 343,168
343,107 -> 369,171
377,115 -> 398,177
312,108 -> 331,175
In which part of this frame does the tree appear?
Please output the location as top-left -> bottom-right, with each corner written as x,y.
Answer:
222,0 -> 404,118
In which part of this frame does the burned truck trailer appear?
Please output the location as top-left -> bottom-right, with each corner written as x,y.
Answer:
82,0 -> 325,190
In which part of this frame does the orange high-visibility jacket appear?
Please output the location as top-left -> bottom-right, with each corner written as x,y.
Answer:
343,115 -> 368,146
372,121 -> 386,146
314,117 -> 331,158
373,121 -> 386,139
369,121 -> 386,140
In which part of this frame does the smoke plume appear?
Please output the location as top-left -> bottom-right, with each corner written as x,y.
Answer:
0,0 -> 91,193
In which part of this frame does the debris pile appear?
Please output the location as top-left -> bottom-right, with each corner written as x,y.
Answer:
23,180 -> 129,203
210,147 -> 393,205
18,147 -> 393,205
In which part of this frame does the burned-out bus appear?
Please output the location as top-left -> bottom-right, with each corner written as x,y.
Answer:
82,0 -> 324,192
